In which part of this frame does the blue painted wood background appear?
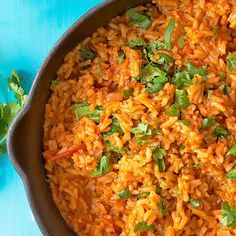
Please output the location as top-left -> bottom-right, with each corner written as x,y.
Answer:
0,0 -> 103,235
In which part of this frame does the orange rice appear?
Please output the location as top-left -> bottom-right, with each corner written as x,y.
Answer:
43,0 -> 236,235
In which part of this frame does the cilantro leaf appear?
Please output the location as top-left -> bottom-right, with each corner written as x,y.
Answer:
189,198 -> 200,208
164,18 -> 175,50
153,147 -> 166,172
156,53 -> 174,72
220,202 -> 236,228
165,104 -> 180,118
178,35 -> 185,48
139,192 -> 150,197
227,52 -> 236,71
227,143 -> 236,157
219,72 -> 226,80
172,71 -> 192,88
118,189 -> 131,199
126,9 -> 152,30
139,63 -> 168,93
8,71 -> 27,106
192,162 -> 203,168
128,37 -> 146,49
175,89 -> 190,109
213,126 -> 228,138
104,141 -> 125,154
202,117 -> 216,128
122,88 -> 134,99
90,154 -> 111,177
158,200 -> 168,216
134,221 -> 155,233
226,169 -> 236,181
131,122 -> 151,135
0,71 -> 28,154
146,41 -> 166,52
186,62 -> 207,80
131,122 -> 152,146
224,84 -> 230,96
103,118 -> 123,137
181,120 -> 190,127
72,103 -> 103,123
118,51 -> 125,64
156,186 -> 162,194
80,47 -> 96,60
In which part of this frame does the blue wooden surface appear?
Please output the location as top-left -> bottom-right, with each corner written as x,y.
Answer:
0,0 -> 103,235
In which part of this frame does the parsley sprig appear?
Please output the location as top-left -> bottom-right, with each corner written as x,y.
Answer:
0,71 -> 27,154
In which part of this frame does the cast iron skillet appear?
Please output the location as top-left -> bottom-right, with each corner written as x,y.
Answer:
7,0 -> 152,235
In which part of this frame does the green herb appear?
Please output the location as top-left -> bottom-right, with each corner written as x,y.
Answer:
181,120 -> 190,127
126,9 -> 152,30
136,136 -> 152,146
164,18 -> 175,50
178,35 -> 185,48
172,71 -> 192,88
128,36 -> 146,49
146,41 -> 166,52
226,169 -> 236,181
227,52 -> 236,71
103,118 -> 123,137
219,72 -> 226,80
175,89 -> 190,109
224,84 -> 230,96
227,143 -> 236,157
153,147 -> 166,172
220,202 -> 236,228
134,221 -> 155,233
118,51 -> 125,64
156,186 -> 162,194
158,200 -> 168,216
51,80 -> 59,86
192,162 -> 203,168
90,154 -> 111,177
131,122 -> 152,135
139,63 -> 168,93
105,141 -> 124,154
165,104 -> 180,118
139,192 -> 150,197
214,126 -> 228,138
154,129 -> 160,135
186,62 -> 207,80
131,122 -> 152,146
202,117 -> 216,128
0,71 -> 27,154
72,103 -> 103,123
207,89 -> 213,97
122,88 -> 134,99
118,189 -> 132,199
80,47 -> 96,60
189,198 -> 200,208
156,53 -> 174,72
